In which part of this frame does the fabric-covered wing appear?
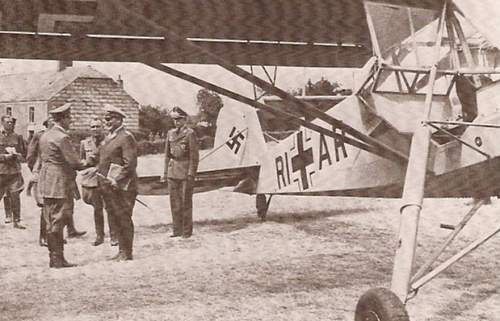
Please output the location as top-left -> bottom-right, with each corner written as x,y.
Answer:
0,0 -> 445,67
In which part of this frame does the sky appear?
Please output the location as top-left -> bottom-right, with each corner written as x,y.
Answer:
0,59 -> 359,115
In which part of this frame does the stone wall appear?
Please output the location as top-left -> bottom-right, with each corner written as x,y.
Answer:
50,77 -> 140,132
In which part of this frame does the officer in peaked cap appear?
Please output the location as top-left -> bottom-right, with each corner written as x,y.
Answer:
49,103 -> 87,239
162,106 -> 199,238
80,118 -> 118,247
38,103 -> 87,268
97,103 -> 138,261
49,102 -> 72,116
170,106 -> 188,119
104,104 -> 127,119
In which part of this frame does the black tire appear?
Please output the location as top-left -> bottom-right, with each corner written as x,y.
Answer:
256,194 -> 268,221
355,288 -> 409,321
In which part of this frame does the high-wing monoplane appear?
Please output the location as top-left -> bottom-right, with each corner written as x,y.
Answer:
2,1 -> 500,320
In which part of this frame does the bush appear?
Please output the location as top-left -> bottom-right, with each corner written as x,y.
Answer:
137,138 -> 165,156
130,130 -> 150,142
199,135 -> 215,150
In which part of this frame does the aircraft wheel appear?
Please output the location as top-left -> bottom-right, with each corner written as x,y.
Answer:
256,194 -> 269,221
355,288 -> 409,321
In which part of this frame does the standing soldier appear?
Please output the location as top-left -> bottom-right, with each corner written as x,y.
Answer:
0,115 -> 26,229
97,104 -> 138,261
80,118 -> 117,246
26,119 -> 50,246
162,107 -> 199,238
38,104 -> 85,268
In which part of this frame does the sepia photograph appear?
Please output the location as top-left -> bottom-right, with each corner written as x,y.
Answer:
0,1 -> 499,320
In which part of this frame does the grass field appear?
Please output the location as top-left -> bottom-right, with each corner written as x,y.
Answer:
0,162 -> 499,321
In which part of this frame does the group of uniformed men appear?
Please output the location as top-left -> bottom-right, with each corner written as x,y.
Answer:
0,103 -> 199,269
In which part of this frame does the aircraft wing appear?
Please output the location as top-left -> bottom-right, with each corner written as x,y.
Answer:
453,0 -> 500,51
0,0 -> 446,67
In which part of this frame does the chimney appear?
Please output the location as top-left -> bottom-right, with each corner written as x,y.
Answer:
58,60 -> 73,71
117,75 -> 123,88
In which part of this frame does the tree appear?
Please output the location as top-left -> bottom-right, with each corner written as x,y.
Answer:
304,77 -> 351,96
139,105 -> 173,138
196,89 -> 223,128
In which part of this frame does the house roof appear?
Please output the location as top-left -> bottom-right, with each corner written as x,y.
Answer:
0,66 -> 109,102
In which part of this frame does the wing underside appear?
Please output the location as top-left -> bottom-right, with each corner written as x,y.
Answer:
0,0 -> 446,67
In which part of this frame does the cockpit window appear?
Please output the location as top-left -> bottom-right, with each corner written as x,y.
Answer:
365,1 -> 447,69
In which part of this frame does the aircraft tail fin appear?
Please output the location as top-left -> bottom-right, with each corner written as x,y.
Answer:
198,102 -> 267,172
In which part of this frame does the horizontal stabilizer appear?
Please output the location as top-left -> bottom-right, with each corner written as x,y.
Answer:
137,166 -> 259,195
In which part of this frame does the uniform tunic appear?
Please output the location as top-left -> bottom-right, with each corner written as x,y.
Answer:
97,126 -> 137,257
80,136 -> 103,203
164,125 -> 199,236
0,129 -> 26,194
80,135 -> 118,239
38,125 -> 82,232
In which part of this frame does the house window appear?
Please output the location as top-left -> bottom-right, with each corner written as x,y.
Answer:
29,106 -> 35,123
6,107 -> 12,116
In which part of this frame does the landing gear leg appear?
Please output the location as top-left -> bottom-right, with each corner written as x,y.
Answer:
356,4 -> 447,320
355,124 -> 431,321
256,194 -> 272,221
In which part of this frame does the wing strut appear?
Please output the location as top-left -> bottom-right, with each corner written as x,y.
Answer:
390,2 -> 448,301
107,0 -> 408,164
145,62 -> 405,163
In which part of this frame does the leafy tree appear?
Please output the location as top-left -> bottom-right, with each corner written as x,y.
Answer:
139,105 -> 173,138
305,77 -> 352,96
196,89 -> 223,128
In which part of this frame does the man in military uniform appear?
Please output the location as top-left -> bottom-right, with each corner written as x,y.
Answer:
0,115 -> 26,229
80,118 -> 117,246
162,107 -> 199,238
38,104 -> 86,268
29,117 -> 86,240
97,104 -> 138,261
26,119 -> 50,246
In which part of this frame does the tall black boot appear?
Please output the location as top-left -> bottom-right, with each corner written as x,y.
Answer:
66,215 -> 86,238
39,212 -> 47,247
56,231 -> 76,268
4,195 -> 12,223
11,193 -> 25,229
108,230 -> 127,261
107,212 -> 118,246
92,207 -> 105,246
47,232 -> 57,268
124,225 -> 134,260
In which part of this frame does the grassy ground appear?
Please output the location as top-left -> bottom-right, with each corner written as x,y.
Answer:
0,163 -> 499,321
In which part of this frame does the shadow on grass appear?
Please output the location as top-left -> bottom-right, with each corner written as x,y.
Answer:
140,207 -> 374,233
206,207 -> 376,233
141,207 -> 376,235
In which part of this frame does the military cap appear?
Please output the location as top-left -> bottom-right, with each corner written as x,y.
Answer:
104,103 -> 127,118
49,103 -> 72,115
170,106 -> 188,119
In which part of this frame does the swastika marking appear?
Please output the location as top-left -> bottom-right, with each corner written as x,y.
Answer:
226,126 -> 246,154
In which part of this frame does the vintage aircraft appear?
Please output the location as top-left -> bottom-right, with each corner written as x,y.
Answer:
1,0 -> 500,320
